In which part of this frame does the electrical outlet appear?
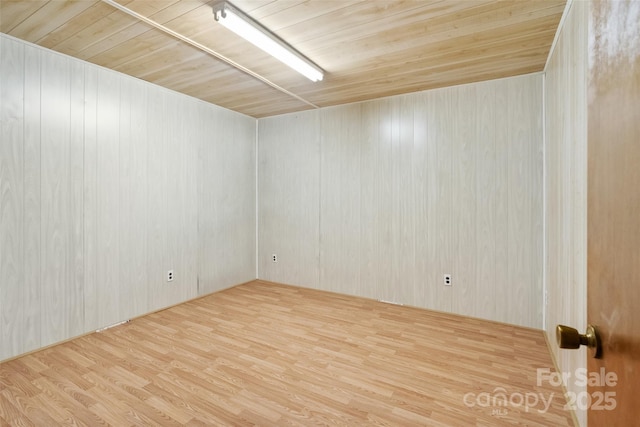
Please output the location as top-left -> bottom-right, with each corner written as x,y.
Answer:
167,270 -> 174,282
443,274 -> 452,286
272,254 -> 278,263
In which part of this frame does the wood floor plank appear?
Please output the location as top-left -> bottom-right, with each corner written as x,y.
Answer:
0,280 -> 574,426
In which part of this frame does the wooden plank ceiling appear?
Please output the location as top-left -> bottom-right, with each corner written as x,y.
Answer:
0,0 -> 566,118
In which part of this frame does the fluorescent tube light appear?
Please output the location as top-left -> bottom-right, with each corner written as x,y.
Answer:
213,2 -> 324,82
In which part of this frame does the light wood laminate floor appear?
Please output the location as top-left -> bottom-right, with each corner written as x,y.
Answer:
0,280 -> 574,426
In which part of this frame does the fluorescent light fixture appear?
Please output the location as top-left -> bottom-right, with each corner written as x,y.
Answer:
212,1 -> 324,82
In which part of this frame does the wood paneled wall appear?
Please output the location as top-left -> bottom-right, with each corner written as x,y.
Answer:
0,34 -> 256,361
258,74 -> 543,328
544,1 -> 587,426
199,107 -> 256,294
257,112 -> 320,288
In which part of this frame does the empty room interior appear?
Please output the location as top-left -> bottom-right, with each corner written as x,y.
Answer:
1,0 -> 639,426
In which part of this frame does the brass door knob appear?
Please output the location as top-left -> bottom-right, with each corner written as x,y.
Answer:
556,324 -> 602,358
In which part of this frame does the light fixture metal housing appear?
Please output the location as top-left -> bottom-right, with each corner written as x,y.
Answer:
212,1 -> 324,82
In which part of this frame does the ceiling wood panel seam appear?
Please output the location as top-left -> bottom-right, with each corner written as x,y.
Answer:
99,0 -> 319,110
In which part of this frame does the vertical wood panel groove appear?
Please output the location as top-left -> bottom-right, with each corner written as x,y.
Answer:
23,44 -> 42,353
69,59 -> 85,337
